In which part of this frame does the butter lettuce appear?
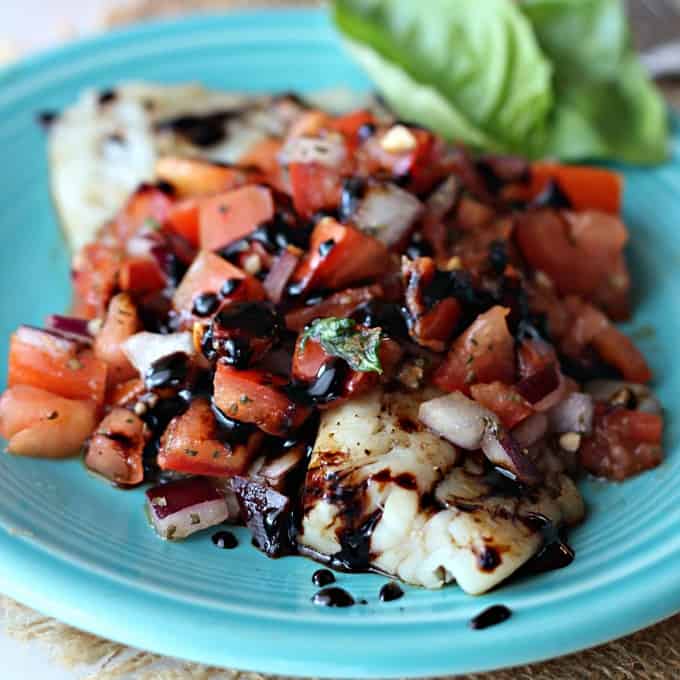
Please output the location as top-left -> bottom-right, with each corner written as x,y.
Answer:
332,0 -> 669,164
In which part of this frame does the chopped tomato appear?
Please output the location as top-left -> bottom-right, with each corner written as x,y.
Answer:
591,252 -> 631,321
84,408 -> 148,485
331,110 -> 375,151
155,157 -> 253,198
94,293 -> 141,386
402,257 -> 462,351
119,256 -> 167,295
561,298 -> 652,384
291,217 -> 390,294
8,326 -> 107,406
285,285 -> 382,332
166,199 -> 200,247
172,251 -> 265,317
529,163 -> 623,214
0,385 -> 97,458
289,162 -> 343,218
158,398 -> 261,477
238,137 -> 285,189
114,185 -> 174,242
213,364 -> 310,436
470,382 -> 533,429
516,208 -> 628,299
434,306 -> 515,395
72,242 -> 121,319
109,377 -> 145,407
455,195 -> 496,231
580,404 -> 663,480
287,109 -> 332,138
199,185 -> 274,252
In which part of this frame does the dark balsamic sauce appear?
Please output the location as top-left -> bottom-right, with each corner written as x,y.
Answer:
469,605 -> 512,630
519,514 -> 574,576
145,352 -> 189,390
98,88 -> 117,105
339,177 -> 366,221
212,530 -> 238,549
312,569 -> 336,587
378,582 -> 404,602
312,587 -> 355,608
37,110 -> 59,128
287,358 -> 349,407
192,292 -> 220,317
530,179 -> 572,210
156,110 -> 242,147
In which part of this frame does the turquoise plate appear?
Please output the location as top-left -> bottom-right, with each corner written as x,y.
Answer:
0,9 -> 679,678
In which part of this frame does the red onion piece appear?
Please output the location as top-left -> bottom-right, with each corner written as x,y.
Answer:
257,446 -> 306,491
512,412 -> 549,448
122,331 -> 194,378
584,380 -> 662,415
264,250 -> 300,304
354,183 -> 423,246
516,363 -> 560,405
481,428 -> 542,486
16,324 -> 78,354
548,393 -> 594,434
45,315 -> 93,343
146,478 -> 233,540
278,135 -> 346,167
418,392 -> 491,450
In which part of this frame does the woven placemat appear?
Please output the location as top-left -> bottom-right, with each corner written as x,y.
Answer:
2,1 -> 679,678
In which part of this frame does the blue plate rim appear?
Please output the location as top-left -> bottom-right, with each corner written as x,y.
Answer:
0,8 -> 679,678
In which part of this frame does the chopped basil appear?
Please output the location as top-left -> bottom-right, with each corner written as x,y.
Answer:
47,411 -> 59,420
190,513 -> 201,525
301,317 -> 383,374
143,217 -> 162,231
239,394 -> 253,404
167,525 -> 177,540
184,449 -> 198,457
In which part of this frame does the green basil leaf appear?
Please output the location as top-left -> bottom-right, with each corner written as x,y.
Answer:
302,317 -> 383,373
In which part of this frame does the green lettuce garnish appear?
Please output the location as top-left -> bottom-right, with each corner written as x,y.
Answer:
332,0 -> 669,164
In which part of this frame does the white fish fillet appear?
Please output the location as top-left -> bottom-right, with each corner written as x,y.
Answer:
299,388 -> 584,594
47,82 -> 378,251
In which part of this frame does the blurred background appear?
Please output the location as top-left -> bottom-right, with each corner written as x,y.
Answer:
1,1 -> 679,61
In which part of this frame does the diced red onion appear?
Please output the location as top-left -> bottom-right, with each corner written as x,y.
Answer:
584,380 -> 662,415
549,393 -> 594,434
418,392 -> 492,450
44,315 -> 93,344
354,183 -> 423,246
258,447 -> 306,491
122,331 -> 194,378
264,250 -> 300,304
516,363 -> 560,405
16,324 -> 78,354
419,391 -> 541,484
278,135 -> 346,167
146,478 -> 234,540
512,412 -> 549,448
425,175 -> 460,219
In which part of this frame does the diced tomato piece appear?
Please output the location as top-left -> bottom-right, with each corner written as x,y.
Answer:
580,404 -> 663,480
109,377 -> 145,407
94,293 -> 141,386
0,385 -> 97,458
402,257 -> 462,351
287,109 -> 332,138
455,195 -> 496,231
119,257 -> 167,295
114,185 -> 174,242
155,157 -> 252,198
285,285 -> 382,332
166,199 -> 200,247
529,163 -> 623,214
238,137 -> 285,189
199,185 -> 275,252
213,364 -> 310,437
72,242 -> 122,319
434,306 -> 515,395
291,217 -> 389,294
158,398 -> 261,477
8,326 -> 107,405
289,163 -> 343,218
84,408 -> 148,486
331,110 -> 375,151
292,336 -> 328,383
560,298 -> 652,384
470,382 -> 533,429
516,208 -> 627,299
172,251 -> 265,317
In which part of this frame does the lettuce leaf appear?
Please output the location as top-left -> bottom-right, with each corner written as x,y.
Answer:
332,0 -> 554,155
332,0 -> 669,164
